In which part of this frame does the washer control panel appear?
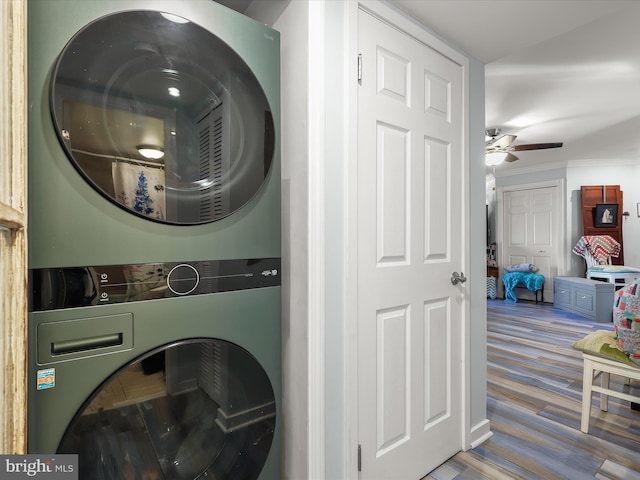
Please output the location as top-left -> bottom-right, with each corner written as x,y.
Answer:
30,258 -> 280,311
167,264 -> 200,296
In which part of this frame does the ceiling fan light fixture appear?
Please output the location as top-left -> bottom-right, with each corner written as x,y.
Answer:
485,151 -> 507,166
137,145 -> 165,160
485,128 -> 501,141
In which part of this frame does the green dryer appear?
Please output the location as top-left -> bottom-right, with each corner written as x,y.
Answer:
27,2 -> 281,479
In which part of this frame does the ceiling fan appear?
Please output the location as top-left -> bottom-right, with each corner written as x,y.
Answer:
485,128 -> 563,165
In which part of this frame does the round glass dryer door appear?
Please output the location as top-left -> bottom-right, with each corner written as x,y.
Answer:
50,11 -> 275,225
58,339 -> 276,479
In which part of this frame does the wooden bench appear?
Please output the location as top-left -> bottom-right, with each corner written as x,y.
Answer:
581,353 -> 640,433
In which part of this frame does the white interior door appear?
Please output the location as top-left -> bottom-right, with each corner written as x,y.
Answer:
357,8 -> 466,479
502,186 -> 561,301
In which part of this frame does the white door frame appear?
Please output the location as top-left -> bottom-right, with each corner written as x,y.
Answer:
308,0 -> 327,478
345,0 -> 472,476
495,178 -> 567,297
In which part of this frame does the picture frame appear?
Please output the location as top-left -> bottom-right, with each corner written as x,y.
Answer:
594,203 -> 618,227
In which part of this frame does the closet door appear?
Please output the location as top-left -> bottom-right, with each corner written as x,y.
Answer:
503,185 -> 561,302
581,185 -> 624,265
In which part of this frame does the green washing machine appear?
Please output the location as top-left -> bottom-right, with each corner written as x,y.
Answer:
27,2 -> 281,479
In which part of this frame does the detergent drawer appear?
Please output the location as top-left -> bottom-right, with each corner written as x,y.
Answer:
37,313 -> 133,364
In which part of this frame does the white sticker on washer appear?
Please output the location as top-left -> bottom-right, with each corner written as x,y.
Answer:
37,368 -> 55,390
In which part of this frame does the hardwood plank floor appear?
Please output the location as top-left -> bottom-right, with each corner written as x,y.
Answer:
426,299 -> 640,480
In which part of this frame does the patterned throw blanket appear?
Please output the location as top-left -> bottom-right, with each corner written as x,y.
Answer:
572,235 -> 621,264
502,272 -> 545,303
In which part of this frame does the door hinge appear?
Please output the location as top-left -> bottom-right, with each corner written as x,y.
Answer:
357,54 -> 362,84
357,444 -> 362,472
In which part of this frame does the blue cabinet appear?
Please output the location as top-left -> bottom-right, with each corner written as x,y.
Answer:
553,277 -> 614,323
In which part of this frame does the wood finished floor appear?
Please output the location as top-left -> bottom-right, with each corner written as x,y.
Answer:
426,299 -> 640,480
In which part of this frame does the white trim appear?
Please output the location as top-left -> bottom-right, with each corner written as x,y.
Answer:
459,27 -> 473,456
469,419 -> 493,449
307,1 -> 326,478
358,0 -> 469,67
494,157 -> 640,179
345,1 -> 360,477
500,178 -> 565,193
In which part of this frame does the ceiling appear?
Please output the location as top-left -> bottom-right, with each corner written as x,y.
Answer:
387,0 -> 640,171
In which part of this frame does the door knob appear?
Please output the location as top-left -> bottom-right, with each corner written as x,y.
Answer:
451,272 -> 467,285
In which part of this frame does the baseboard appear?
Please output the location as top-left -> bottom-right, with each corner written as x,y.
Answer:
468,419 -> 492,450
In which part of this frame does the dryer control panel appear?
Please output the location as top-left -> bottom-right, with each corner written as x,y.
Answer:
29,258 -> 280,311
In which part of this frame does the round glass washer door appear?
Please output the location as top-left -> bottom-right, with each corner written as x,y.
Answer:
58,339 -> 276,479
50,10 -> 275,225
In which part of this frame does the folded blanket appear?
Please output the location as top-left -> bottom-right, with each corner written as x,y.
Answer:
504,263 -> 538,273
502,272 -> 545,303
572,235 -> 621,264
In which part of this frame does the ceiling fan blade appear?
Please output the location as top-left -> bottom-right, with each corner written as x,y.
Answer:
510,142 -> 563,151
504,153 -> 519,163
493,134 -> 517,150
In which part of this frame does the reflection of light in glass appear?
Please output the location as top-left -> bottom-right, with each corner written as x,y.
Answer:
137,145 -> 165,160
168,87 -> 180,97
170,130 -> 176,136
160,12 -> 189,24
194,178 -> 215,189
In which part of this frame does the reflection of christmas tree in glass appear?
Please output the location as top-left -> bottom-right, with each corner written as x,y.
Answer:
133,171 -> 155,216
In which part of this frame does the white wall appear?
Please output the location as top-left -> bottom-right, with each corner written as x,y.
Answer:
273,3 -> 310,479
468,55 -> 491,445
323,1 -> 348,477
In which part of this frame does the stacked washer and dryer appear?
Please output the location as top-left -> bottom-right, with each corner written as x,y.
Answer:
27,1 -> 281,478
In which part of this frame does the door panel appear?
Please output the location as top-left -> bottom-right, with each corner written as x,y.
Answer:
425,138 -> 450,259
423,299 -> 449,424
376,123 -> 409,264
357,9 -> 465,479
377,306 -> 409,452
